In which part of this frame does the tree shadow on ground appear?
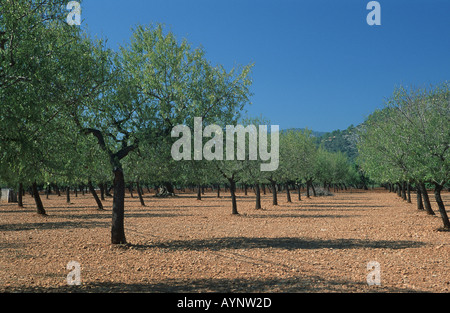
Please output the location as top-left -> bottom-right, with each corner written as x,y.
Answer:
44,206 -> 105,210
243,214 -> 356,219
125,212 -> 193,219
151,205 -> 221,209
5,275 -> 422,293
0,220 -> 110,232
131,236 -> 426,252
0,210 -> 194,232
279,207 -> 367,212
301,204 -> 388,208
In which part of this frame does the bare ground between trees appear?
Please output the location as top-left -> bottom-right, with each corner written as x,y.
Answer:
0,188 -> 449,293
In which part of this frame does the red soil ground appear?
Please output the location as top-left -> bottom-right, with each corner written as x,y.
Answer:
0,188 -> 449,293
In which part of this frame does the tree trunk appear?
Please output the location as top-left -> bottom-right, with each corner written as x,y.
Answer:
217,184 -> 220,198
18,183 -> 24,207
297,184 -> 302,201
129,183 -> 134,198
164,182 -> 175,194
105,183 -> 113,197
401,181 -> 407,201
88,180 -> 104,211
111,168 -> 127,245
262,184 -> 266,195
406,183 -> 411,203
136,181 -> 146,206
66,186 -> 71,204
197,184 -> 202,200
74,186 -> 78,197
311,183 -> 317,197
396,183 -> 401,197
285,182 -> 291,203
99,183 -> 105,201
32,182 -> 46,215
229,179 -> 238,215
270,180 -> 278,205
416,185 -> 424,211
434,183 -> 450,230
306,180 -> 311,198
420,182 -> 435,215
255,184 -> 262,210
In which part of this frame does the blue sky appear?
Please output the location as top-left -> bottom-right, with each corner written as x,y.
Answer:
79,0 -> 450,132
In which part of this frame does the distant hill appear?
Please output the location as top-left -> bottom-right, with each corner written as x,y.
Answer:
282,128 -> 327,138
316,124 -> 361,162
283,125 -> 361,162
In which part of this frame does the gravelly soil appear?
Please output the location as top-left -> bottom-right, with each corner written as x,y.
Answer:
0,188 -> 449,293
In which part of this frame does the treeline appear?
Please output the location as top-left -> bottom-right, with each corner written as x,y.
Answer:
357,83 -> 450,230
166,124 -> 361,215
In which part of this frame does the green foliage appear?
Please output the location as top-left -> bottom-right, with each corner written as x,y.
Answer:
357,82 -> 450,186
278,129 -> 317,184
0,0 -> 93,188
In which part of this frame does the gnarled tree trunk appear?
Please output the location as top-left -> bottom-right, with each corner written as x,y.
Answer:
32,182 -> 46,215
255,184 -> 262,210
416,184 -> 424,211
197,184 -> 202,200
406,182 -> 411,203
285,182 -> 291,203
136,181 -> 146,206
18,183 -> 24,207
270,179 -> 278,205
229,178 -> 238,215
88,180 -> 104,211
306,180 -> 311,198
111,168 -> 127,244
434,183 -> 450,230
420,182 -> 435,215
99,183 -> 105,201
66,186 -> 71,204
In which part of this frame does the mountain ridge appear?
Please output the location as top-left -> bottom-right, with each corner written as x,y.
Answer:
282,124 -> 361,162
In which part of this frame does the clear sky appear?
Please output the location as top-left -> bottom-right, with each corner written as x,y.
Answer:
79,0 -> 450,132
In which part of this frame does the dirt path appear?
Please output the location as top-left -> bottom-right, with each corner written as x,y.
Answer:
0,188 -> 449,293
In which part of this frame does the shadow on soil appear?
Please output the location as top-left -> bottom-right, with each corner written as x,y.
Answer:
243,214 -> 357,219
0,211 -> 192,232
131,236 -> 426,252
5,275 -> 421,293
0,220 -> 110,232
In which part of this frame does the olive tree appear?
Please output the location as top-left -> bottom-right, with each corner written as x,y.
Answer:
72,24 -> 253,244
